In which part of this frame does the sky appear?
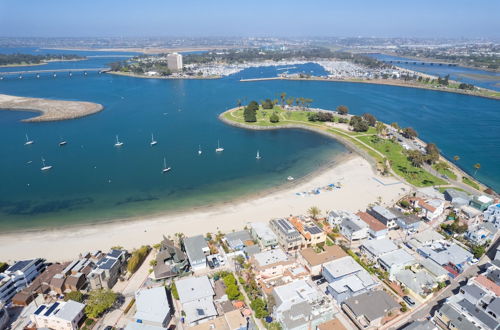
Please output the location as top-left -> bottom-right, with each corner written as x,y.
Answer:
1,0 -> 499,38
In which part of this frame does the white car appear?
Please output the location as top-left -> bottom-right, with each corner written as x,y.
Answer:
469,258 -> 479,265
217,254 -> 225,265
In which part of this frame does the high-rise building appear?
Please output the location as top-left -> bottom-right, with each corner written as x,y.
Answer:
167,52 -> 183,71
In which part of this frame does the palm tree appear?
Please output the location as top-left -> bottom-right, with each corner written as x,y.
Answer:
453,155 -> 460,163
307,206 -> 321,220
280,92 -> 286,106
376,122 -> 386,136
473,163 -> 481,176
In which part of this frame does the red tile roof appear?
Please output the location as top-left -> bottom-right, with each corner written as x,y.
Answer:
475,275 -> 500,296
356,211 -> 386,232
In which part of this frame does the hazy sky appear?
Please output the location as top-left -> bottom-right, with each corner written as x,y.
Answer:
1,0 -> 499,38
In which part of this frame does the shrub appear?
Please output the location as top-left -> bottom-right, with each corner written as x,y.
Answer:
85,289 -> 117,319
127,245 -> 149,274
65,291 -> 84,303
269,113 -> 279,123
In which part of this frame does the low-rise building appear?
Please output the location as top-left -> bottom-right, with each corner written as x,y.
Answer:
225,230 -> 253,251
410,197 -> 445,221
443,189 -> 470,208
251,248 -> 295,282
249,222 -> 278,249
419,243 -> 473,277
470,195 -> 494,211
0,302 -> 9,330
322,256 -> 378,303
390,208 -> 422,231
406,230 -> 445,251
378,249 -> 417,280
289,217 -> 326,247
299,245 -> 347,276
339,213 -> 369,241
31,300 -> 85,330
466,222 -> 498,246
419,258 -> 449,282
360,238 -> 398,262
176,275 -> 217,326
183,235 -> 210,271
270,218 -> 304,251
50,254 -> 95,294
327,210 -> 352,227
342,290 -> 399,329
357,211 -> 387,239
0,258 -> 45,304
395,269 -> 437,298
152,236 -> 188,280
402,320 -> 438,330
133,286 -> 172,327
88,249 -> 126,290
368,205 -> 398,229
484,203 -> 500,229
272,279 -> 335,330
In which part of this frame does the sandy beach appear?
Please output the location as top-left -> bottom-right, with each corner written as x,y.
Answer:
0,93 -> 103,122
0,155 -> 409,262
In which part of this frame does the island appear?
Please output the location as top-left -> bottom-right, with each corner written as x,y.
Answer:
220,98 -> 493,195
0,53 -> 86,67
0,93 -> 103,122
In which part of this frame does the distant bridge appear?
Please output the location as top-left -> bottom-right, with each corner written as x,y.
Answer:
382,60 -> 458,67
0,67 -> 110,77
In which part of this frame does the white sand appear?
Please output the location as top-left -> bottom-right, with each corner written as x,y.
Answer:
0,156 -> 409,262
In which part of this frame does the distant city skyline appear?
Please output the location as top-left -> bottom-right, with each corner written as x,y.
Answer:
1,0 -> 499,38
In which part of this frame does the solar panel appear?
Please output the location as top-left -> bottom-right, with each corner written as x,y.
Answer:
7,260 -> 32,272
34,305 -> 46,315
44,302 -> 59,316
306,226 -> 322,234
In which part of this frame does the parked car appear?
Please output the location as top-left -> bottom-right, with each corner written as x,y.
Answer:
315,278 -> 327,285
403,295 -> 415,306
212,257 -> 220,267
217,255 -> 225,265
207,259 -> 215,269
469,258 -> 479,265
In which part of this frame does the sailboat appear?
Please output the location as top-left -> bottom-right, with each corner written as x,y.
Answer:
162,157 -> 171,173
198,145 -> 202,155
59,138 -> 67,146
215,140 -> 224,152
25,134 -> 34,145
256,150 -> 261,160
150,133 -> 158,146
114,135 -> 124,147
41,158 -> 53,171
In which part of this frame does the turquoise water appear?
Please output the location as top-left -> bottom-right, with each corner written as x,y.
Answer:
0,49 -> 499,231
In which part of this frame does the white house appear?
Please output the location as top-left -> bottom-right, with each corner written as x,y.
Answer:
176,276 -> 217,326
340,213 -> 369,241
31,300 -> 85,330
134,286 -> 172,327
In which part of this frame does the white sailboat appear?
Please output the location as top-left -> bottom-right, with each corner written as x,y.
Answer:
198,145 -> 202,155
256,150 -> 261,160
114,135 -> 124,147
41,157 -> 53,171
215,140 -> 224,152
25,134 -> 34,145
162,157 -> 171,173
150,133 -> 158,146
59,138 -> 67,146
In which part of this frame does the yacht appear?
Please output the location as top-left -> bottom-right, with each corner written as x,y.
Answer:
162,157 -> 171,173
256,150 -> 261,160
41,158 -> 53,171
59,139 -> 67,146
198,145 -> 202,155
114,135 -> 124,147
215,140 -> 224,152
287,176 -> 294,181
25,134 -> 34,145
150,133 -> 158,146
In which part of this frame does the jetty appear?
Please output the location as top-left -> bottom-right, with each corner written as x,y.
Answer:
0,93 -> 103,122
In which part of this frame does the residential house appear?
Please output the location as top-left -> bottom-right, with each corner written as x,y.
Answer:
390,208 -> 422,231
368,205 -> 398,229
410,197 -> 445,221
419,243 -> 473,277
484,204 -> 500,229
443,189 -> 470,208
152,236 -> 188,280
419,258 -> 449,283
249,222 -> 278,249
133,286 -> 172,327
406,230 -> 445,251
270,218 -> 304,251
251,248 -> 295,283
88,249 -> 127,290
272,279 -> 335,330
357,211 -> 387,239
225,230 -> 253,251
327,210 -> 352,227
0,302 -> 8,330
339,213 -> 369,241
378,249 -> 416,280
31,300 -> 85,330
402,320 -> 438,330
0,259 -> 45,304
322,256 -> 378,303
50,254 -> 96,294
466,222 -> 498,246
176,275 -> 217,326
183,235 -> 210,271
342,290 -> 399,329
299,245 -> 347,276
395,269 -> 437,298
289,216 -> 326,247
470,195 -> 494,211
360,238 -> 398,262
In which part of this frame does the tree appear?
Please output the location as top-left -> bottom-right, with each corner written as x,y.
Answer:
170,282 -> 179,300
244,105 -> 257,122
336,105 -> 349,115
362,113 -> 377,127
471,245 -> 485,259
350,116 -> 369,132
435,161 -> 450,172
285,98 -> 294,107
85,289 -> 117,319
280,92 -> 286,106
406,150 -> 425,167
308,206 -> 321,220
391,122 -> 400,131
250,298 -> 269,319
269,113 -> 279,123
375,122 -> 386,136
261,98 -> 274,109
403,127 -> 418,139
225,284 -> 242,301
127,245 -> 149,274
65,291 -> 83,303
453,155 -> 460,163
425,143 -> 440,164
473,163 -> 481,176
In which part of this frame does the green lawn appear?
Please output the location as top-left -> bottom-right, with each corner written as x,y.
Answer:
357,135 -> 447,187
432,164 -> 457,180
462,177 -> 480,190
438,186 -> 466,193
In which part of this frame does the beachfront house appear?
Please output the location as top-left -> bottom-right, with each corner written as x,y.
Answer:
183,235 -> 210,272
289,216 -> 326,247
152,236 -> 188,280
360,238 -> 398,262
410,197 -> 445,221
444,189 -> 470,208
249,222 -> 278,249
251,248 -> 296,283
484,204 -> 500,229
225,230 -> 253,251
272,279 -> 335,330
176,275 -> 217,326
133,286 -> 172,327
378,249 -> 417,280
356,211 -> 387,239
0,259 -> 46,304
50,253 -> 97,294
88,249 -> 127,290
470,195 -> 494,211
339,213 -> 369,241
342,290 -> 399,329
30,300 -> 85,330
299,245 -> 348,276
368,205 -> 398,229
270,218 -> 304,251
466,222 -> 498,246
322,256 -> 378,303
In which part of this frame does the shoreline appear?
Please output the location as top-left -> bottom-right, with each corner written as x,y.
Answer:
0,58 -> 85,68
0,93 -> 103,122
42,46 -> 237,55
0,154 -> 410,261
106,70 -> 221,80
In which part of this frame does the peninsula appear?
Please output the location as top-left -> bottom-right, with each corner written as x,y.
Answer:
0,93 -> 103,122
